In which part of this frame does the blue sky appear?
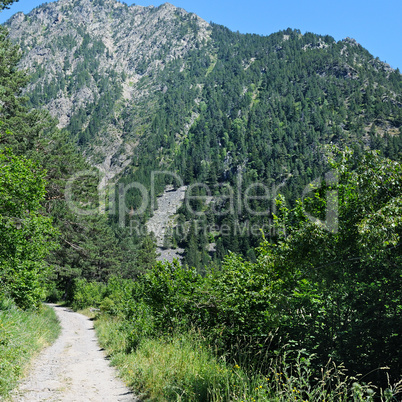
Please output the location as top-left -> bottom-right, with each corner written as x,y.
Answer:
1,0 -> 401,70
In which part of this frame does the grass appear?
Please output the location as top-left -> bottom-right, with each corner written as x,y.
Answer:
95,316 -> 228,401
0,298 -> 61,398
94,314 -> 394,402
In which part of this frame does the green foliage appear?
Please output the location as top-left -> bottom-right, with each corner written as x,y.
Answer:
141,260 -> 203,329
260,148 -> 402,387
0,0 -> 17,11
0,26 -> 27,121
0,148 -> 58,308
68,278 -> 106,311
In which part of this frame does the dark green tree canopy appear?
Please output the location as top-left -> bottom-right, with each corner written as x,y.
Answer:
0,0 -> 17,11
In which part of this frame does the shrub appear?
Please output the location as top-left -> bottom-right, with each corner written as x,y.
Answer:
69,278 -> 106,310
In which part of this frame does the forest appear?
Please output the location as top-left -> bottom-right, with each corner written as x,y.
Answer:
1,0 -> 402,400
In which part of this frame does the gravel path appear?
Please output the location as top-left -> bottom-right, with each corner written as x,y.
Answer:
11,304 -> 137,402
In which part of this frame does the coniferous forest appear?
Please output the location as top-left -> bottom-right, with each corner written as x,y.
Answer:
1,0 -> 402,400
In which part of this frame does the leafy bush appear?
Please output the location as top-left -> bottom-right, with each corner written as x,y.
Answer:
69,278 -> 106,310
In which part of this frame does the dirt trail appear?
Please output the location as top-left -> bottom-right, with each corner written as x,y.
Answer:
11,304 -> 137,402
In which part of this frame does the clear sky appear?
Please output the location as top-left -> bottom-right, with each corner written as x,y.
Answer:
1,0 -> 401,71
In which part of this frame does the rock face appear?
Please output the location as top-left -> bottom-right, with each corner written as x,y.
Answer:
6,0 -> 211,182
146,185 -> 187,263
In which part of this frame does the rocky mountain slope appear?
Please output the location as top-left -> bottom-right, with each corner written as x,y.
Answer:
6,0 -> 210,182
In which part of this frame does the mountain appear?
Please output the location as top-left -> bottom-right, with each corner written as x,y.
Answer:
6,0 -> 210,182
4,0 -> 402,268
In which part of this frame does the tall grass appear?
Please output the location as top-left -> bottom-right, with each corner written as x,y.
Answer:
95,316 -> 228,401
95,315 -> 399,402
0,298 -> 60,398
